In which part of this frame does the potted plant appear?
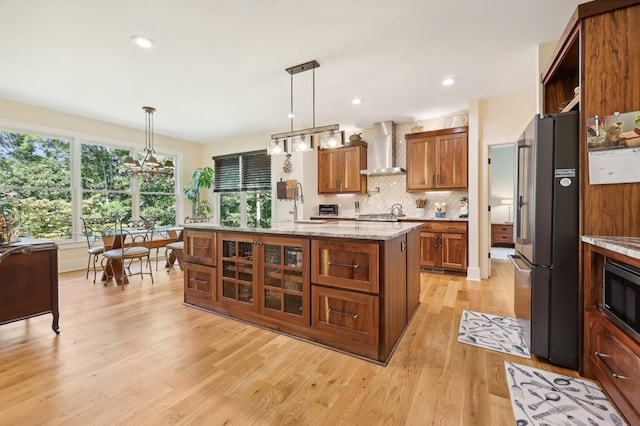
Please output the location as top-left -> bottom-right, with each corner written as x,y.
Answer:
184,167 -> 214,218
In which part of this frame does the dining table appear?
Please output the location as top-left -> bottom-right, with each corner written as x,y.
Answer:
101,226 -> 183,285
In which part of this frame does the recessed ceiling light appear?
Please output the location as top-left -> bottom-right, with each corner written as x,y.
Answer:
131,35 -> 154,49
352,98 -> 363,105
442,78 -> 456,86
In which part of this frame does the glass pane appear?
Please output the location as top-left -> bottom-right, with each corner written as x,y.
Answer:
238,284 -> 253,303
80,143 -> 130,191
222,240 -> 236,257
11,189 -> 72,240
222,261 -> 236,279
284,271 -> 303,292
238,241 -> 253,260
284,294 -> 303,316
285,247 -> 302,268
264,267 -> 282,288
220,193 -> 240,227
1,131 -> 72,240
238,263 -> 253,282
264,245 -> 281,265
246,191 -> 272,228
222,280 -> 236,299
140,193 -> 176,226
82,191 -> 132,220
264,289 -> 281,310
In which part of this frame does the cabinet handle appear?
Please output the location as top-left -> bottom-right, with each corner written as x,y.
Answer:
432,174 -> 435,186
189,278 -> 208,286
328,308 -> 358,319
0,245 -> 33,264
191,245 -> 209,251
595,351 -> 627,379
401,241 -> 406,251
327,261 -> 359,269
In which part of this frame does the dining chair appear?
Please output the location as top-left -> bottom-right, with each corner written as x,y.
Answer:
164,216 -> 211,271
101,215 -> 155,289
81,217 -> 114,283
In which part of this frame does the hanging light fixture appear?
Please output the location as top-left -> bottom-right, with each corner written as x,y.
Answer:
122,106 -> 174,181
268,60 -> 339,154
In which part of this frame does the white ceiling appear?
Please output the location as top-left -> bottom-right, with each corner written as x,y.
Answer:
0,0 -> 584,144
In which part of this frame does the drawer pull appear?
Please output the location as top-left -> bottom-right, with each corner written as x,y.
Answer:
327,308 -> 358,319
595,351 -> 627,379
327,261 -> 359,269
189,278 -> 209,286
191,245 -> 209,251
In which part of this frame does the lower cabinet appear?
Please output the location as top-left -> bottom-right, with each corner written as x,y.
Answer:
312,285 -> 379,358
182,227 -> 420,364
419,221 -> 467,272
586,310 -> 640,424
184,262 -> 217,310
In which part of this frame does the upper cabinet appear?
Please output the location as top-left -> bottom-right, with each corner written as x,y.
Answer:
318,141 -> 367,194
405,127 -> 468,191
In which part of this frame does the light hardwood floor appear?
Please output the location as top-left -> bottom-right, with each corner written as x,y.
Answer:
0,260 -> 581,425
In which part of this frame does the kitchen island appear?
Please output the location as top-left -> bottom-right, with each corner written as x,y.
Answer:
181,221 -> 421,364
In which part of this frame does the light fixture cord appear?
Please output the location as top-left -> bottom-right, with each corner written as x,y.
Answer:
312,68 -> 316,128
290,73 -> 294,132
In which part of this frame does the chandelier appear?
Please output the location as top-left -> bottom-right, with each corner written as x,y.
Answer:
268,60 -> 340,155
122,106 -> 174,181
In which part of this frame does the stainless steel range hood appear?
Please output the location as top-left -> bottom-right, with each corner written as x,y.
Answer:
360,121 -> 405,176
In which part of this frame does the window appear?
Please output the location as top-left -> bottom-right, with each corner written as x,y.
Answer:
214,150 -> 271,228
0,131 -> 72,239
0,127 -> 179,242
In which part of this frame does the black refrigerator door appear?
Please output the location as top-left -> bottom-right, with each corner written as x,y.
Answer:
515,114 -> 554,266
548,110 -> 579,370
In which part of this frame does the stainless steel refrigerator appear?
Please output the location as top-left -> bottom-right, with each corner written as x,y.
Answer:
509,110 -> 579,370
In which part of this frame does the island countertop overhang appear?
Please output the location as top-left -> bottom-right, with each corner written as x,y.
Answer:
181,220 -> 422,241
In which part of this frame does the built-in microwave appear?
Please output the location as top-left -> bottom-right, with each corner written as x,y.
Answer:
603,261 -> 640,344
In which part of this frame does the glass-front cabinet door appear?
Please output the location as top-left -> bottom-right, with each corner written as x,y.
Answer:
218,233 -> 256,309
259,236 -> 310,326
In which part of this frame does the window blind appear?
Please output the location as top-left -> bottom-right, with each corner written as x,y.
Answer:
213,150 -> 271,193
213,155 -> 240,192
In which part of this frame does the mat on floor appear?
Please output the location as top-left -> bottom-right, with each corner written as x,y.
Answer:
505,361 -> 626,426
457,310 -> 530,358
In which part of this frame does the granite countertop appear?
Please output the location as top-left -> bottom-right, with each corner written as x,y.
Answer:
582,236 -> 640,260
311,215 -> 469,222
183,221 -> 422,241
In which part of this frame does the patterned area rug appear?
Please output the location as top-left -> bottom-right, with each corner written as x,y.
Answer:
505,361 -> 627,425
458,310 -> 530,358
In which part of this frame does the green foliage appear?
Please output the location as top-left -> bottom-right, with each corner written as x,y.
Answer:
184,166 -> 214,217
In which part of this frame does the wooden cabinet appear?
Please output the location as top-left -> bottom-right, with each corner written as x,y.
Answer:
583,242 -> 640,424
419,221 -> 467,272
406,127 -> 468,191
311,239 -> 379,293
217,233 -> 311,324
260,236 -> 310,326
184,229 -> 216,266
183,229 -> 217,308
0,239 -> 59,333
318,142 -> 367,194
312,285 -> 379,349
491,223 -> 514,247
182,226 -> 420,364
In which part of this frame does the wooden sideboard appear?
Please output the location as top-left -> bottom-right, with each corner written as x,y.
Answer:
0,239 -> 59,333
491,223 -> 514,247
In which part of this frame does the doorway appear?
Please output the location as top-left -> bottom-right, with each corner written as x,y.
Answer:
490,143 -> 516,260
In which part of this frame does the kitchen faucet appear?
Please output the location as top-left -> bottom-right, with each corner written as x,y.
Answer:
290,182 -> 304,220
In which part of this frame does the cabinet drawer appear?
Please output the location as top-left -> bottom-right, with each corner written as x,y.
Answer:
588,314 -> 640,418
421,221 -> 467,233
184,230 -> 217,266
311,240 -> 379,293
184,262 -> 217,310
312,285 -> 379,347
